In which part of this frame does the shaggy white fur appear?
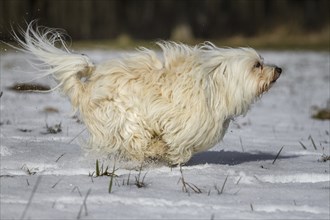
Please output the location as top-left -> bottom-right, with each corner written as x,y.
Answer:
12,22 -> 282,165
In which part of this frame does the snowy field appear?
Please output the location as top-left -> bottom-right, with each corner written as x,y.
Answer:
0,49 -> 329,219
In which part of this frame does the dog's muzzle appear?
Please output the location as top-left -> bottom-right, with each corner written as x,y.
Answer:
271,67 -> 282,83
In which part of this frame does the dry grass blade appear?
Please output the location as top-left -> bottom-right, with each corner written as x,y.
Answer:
220,175 -> 229,194
20,176 -> 42,220
135,172 -> 148,188
215,175 -> 229,195
179,165 -> 201,194
71,186 -> 82,197
236,176 -> 242,185
185,182 -> 202,193
108,161 -> 117,193
134,163 -> 148,188
51,178 -> 62,189
42,123 -> 62,134
18,128 -> 32,133
298,141 -> 307,150
55,153 -> 65,162
68,128 -> 87,144
21,165 -> 37,175
108,174 -> 114,193
92,159 -> 117,178
308,135 -> 317,150
95,160 -> 100,176
239,137 -> 244,152
179,165 -> 189,194
77,188 -> 91,220
127,172 -> 131,186
319,154 -> 330,162
135,176 -> 145,188
214,184 -> 220,194
272,146 -> 284,164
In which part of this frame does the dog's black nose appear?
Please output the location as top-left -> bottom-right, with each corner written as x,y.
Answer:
275,67 -> 282,74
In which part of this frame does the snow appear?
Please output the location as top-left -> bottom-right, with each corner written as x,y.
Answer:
1,49 -> 329,219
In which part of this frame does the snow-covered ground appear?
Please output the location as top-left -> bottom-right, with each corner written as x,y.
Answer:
0,49 -> 329,219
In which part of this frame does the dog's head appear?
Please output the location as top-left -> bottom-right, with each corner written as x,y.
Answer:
200,45 -> 282,115
245,50 -> 282,97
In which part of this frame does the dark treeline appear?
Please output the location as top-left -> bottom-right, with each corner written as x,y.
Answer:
0,0 -> 329,40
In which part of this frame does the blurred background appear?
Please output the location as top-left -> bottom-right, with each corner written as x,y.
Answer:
0,0 -> 329,50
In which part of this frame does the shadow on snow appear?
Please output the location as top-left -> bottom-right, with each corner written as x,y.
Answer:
187,150 -> 297,166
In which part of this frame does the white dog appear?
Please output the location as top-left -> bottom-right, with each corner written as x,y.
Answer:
13,22 -> 281,165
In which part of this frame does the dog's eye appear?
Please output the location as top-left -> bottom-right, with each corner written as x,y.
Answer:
254,62 -> 261,68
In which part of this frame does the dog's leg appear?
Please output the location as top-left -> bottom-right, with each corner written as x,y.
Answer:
122,129 -> 169,162
162,144 -> 194,165
100,109 -> 157,162
144,136 -> 169,161
115,120 -> 170,162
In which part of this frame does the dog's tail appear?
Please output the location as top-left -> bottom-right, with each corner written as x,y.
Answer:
11,21 -> 95,108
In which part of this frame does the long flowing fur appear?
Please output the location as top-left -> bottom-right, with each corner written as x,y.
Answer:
11,21 -> 95,108
13,22 -> 281,165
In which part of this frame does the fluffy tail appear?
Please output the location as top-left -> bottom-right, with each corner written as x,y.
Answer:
12,21 -> 95,108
